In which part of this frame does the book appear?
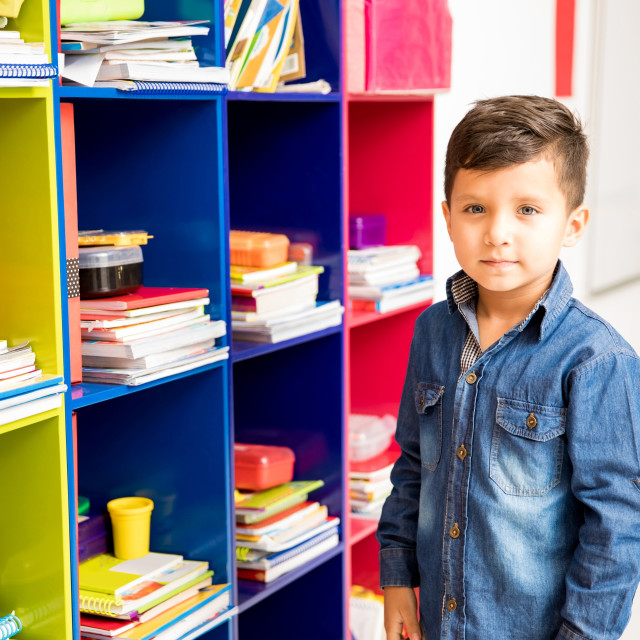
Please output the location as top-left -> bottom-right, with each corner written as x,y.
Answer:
60,21 -> 210,46
91,80 -> 227,94
81,339 -> 217,370
79,561 -> 211,617
80,307 -> 206,342
95,61 -> 229,84
236,508 -> 332,552
0,350 -> 35,374
235,501 -> 321,535
0,613 -> 21,639
349,274 -> 434,301
0,368 -> 42,390
230,265 -> 323,292
231,273 -> 318,314
81,297 -> 210,319
224,0 -> 246,47
0,392 -> 62,427
349,477 -> 392,501
79,552 -> 183,597
0,373 -> 63,401
348,263 -> 420,286
350,285 -> 433,313
0,382 -> 67,412
350,587 -> 385,640
82,346 -> 229,386
81,320 -> 226,360
347,245 -> 422,274
235,480 -> 324,524
81,583 -> 231,640
237,531 -> 340,583
80,287 -> 209,312
81,307 -> 194,330
349,447 -> 399,482
230,260 -> 297,283
227,0 -> 269,87
80,576 -> 212,634
232,300 -> 344,343
0,363 -> 36,380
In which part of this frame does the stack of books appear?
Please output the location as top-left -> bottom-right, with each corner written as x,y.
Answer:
0,18 -> 58,87
225,0 -> 305,92
60,20 -> 229,89
348,245 -> 434,313
350,585 -> 385,640
235,480 -> 340,583
0,341 -> 67,426
231,262 -> 344,343
80,287 -> 228,386
78,551 -> 231,640
349,447 -> 398,519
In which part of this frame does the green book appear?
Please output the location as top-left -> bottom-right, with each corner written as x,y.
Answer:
235,480 -> 324,524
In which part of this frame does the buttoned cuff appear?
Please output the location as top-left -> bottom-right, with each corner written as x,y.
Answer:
554,622 -> 590,640
379,547 -> 420,589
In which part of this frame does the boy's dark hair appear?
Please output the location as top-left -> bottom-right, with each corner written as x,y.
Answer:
444,95 -> 589,211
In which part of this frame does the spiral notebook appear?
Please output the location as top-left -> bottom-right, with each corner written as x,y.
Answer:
0,613 -> 21,640
93,80 -> 228,94
0,63 -> 58,78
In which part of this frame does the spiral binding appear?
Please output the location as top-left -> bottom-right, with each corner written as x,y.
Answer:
118,81 -> 228,95
0,613 -> 22,639
0,63 -> 58,78
79,594 -> 123,617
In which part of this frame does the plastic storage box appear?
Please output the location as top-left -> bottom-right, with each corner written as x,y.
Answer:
349,413 -> 396,461
349,214 -> 386,249
79,245 -> 143,298
229,230 -> 290,268
234,443 -> 296,491
60,0 -> 144,25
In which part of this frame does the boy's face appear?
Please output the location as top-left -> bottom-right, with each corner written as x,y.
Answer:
442,157 -> 589,302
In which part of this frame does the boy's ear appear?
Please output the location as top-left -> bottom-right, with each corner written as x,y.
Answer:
563,205 -> 590,247
442,201 -> 453,241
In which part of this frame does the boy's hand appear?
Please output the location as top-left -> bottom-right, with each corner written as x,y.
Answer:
383,586 -> 424,640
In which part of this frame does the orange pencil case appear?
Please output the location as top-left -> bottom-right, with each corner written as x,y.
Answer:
229,230 -> 290,268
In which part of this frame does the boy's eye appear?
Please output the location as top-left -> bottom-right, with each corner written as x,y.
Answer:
518,205 -> 538,216
466,205 -> 485,214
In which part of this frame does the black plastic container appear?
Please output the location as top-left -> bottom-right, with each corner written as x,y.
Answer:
79,245 -> 143,298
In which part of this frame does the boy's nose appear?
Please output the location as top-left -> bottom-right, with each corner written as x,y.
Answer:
484,212 -> 512,246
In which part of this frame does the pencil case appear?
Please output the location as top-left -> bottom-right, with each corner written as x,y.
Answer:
78,230 -> 153,247
229,230 -> 290,268
60,0 -> 145,25
79,245 -> 143,298
235,443 -> 295,491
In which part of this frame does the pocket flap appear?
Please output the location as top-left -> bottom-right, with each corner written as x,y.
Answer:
496,398 -> 566,442
415,383 -> 445,413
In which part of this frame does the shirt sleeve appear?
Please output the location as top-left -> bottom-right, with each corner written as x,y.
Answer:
557,349 -> 640,640
376,330 -> 422,589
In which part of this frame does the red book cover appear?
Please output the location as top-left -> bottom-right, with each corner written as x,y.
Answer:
60,103 -> 82,383
80,287 -> 210,311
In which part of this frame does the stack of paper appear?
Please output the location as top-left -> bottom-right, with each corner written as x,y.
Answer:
348,245 -> 434,313
231,262 -> 344,343
80,287 -> 228,386
60,20 -> 229,88
350,586 -> 385,640
77,551 -> 232,639
235,480 -> 340,583
0,341 -> 67,426
225,0 -> 305,92
0,20 -> 57,87
349,448 -> 398,519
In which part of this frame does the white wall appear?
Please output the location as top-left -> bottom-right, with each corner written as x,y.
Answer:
431,1 -> 640,636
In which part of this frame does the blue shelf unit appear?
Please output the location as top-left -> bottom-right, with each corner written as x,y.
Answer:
51,0 -> 346,638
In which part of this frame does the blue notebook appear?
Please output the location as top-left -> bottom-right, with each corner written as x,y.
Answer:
0,374 -> 64,401
94,80 -> 227,95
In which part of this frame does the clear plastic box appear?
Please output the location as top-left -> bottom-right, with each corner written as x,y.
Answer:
349,413 -> 396,461
79,245 -> 143,298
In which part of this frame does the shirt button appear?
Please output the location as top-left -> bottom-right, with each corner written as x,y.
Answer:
456,444 -> 467,460
465,372 -> 477,384
446,598 -> 457,611
526,413 -> 537,429
450,522 -> 460,539
420,393 -> 425,406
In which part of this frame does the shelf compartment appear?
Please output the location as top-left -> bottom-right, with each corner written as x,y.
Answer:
227,99 -> 343,303
70,358 -> 228,409
237,543 -> 344,615
75,368 -> 233,583
0,405 -> 63,437
231,324 -> 343,363
0,414 -> 72,638
227,91 -> 339,103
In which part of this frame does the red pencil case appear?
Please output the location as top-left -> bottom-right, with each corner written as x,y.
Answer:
234,443 -> 295,491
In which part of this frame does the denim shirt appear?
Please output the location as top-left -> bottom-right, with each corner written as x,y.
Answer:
377,262 -> 640,640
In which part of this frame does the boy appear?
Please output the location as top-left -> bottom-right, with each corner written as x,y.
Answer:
377,95 -> 640,640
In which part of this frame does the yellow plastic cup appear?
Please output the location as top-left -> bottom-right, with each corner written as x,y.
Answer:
107,497 -> 154,560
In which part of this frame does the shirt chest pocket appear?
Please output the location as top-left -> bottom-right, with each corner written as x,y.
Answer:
415,383 -> 445,472
490,398 -> 567,496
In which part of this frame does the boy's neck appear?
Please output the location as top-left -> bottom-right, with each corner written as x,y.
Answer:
475,279 -> 552,351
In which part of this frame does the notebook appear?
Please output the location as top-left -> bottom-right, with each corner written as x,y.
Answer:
79,552 -> 183,596
79,561 -> 211,617
0,613 -> 21,639
93,80 -> 228,94
80,287 -> 209,311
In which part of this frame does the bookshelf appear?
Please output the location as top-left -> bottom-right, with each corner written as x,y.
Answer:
0,0 -> 446,638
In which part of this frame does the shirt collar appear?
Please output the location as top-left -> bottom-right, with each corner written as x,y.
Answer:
446,260 -> 574,340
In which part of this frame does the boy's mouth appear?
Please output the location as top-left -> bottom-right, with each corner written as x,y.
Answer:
481,259 -> 517,268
